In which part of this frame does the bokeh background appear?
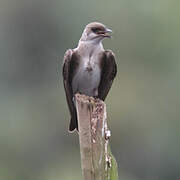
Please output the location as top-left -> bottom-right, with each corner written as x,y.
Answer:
0,0 -> 180,179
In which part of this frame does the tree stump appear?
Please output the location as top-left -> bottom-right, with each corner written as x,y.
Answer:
75,93 -> 118,180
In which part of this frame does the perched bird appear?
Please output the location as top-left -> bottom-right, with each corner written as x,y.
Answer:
62,22 -> 117,132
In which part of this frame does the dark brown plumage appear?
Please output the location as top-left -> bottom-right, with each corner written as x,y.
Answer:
62,22 -> 117,132
63,49 -> 117,132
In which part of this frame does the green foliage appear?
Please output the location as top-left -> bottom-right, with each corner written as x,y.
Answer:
107,145 -> 119,180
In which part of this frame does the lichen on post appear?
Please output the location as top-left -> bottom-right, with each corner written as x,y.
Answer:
75,93 -> 118,180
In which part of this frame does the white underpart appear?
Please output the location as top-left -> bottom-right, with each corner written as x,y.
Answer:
72,41 -> 104,97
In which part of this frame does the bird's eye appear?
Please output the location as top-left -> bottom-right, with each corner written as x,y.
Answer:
91,28 -> 100,33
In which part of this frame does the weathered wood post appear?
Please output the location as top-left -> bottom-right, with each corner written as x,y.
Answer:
75,93 -> 118,180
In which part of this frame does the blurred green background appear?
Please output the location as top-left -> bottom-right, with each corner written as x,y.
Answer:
0,0 -> 180,179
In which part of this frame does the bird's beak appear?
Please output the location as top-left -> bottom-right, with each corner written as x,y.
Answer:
103,28 -> 113,38
106,28 -> 112,33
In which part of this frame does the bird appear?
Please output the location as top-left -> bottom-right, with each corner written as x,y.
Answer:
62,22 -> 117,132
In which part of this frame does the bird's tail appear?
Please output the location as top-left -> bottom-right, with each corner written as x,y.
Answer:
69,117 -> 78,132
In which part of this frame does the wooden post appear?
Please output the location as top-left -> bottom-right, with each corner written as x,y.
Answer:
75,94 -> 118,180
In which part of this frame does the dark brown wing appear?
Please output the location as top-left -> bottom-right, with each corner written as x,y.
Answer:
62,49 -> 78,132
98,50 -> 117,101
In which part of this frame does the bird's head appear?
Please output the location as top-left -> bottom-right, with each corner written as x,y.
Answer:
80,22 -> 112,43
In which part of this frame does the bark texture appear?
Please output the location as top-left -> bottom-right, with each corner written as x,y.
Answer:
75,94 -> 117,180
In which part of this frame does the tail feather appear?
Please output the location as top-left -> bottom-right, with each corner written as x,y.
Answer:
69,117 -> 78,132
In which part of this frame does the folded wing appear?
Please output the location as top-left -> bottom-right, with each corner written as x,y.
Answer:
98,50 -> 117,101
62,49 -> 78,132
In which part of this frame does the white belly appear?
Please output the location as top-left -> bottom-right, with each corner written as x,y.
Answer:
72,58 -> 101,97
